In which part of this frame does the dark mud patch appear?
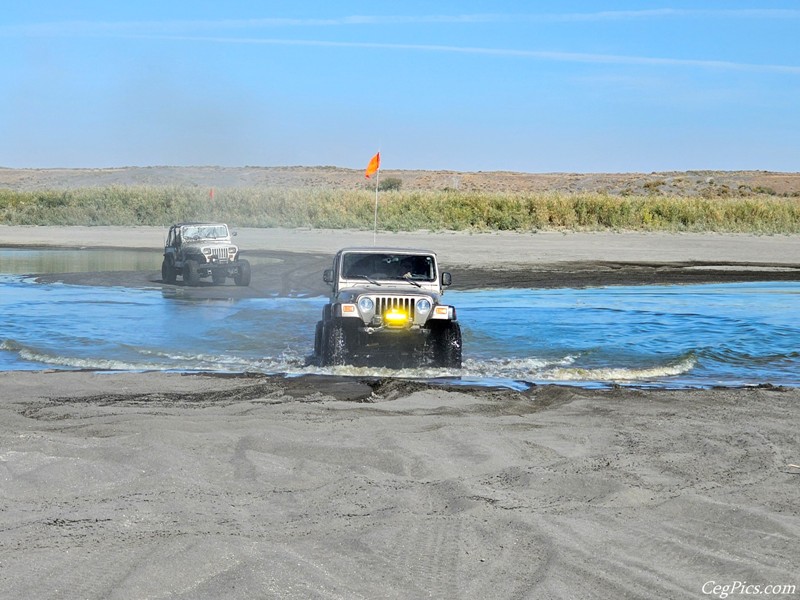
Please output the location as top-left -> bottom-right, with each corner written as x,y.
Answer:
31,253 -> 800,297
452,260 -> 800,290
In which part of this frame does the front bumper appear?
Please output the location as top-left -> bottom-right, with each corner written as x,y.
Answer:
197,258 -> 246,270
333,302 -> 456,328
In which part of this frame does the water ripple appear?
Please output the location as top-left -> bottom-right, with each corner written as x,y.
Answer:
2,276 -> 800,388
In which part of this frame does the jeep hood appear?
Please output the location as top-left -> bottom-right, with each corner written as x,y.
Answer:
336,287 -> 443,304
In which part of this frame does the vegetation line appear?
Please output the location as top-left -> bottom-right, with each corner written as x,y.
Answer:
1,186 -> 799,234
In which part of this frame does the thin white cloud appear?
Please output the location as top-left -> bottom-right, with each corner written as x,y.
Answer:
134,35 -> 800,75
526,8 -> 800,21
4,10 -> 799,76
3,9 -> 800,36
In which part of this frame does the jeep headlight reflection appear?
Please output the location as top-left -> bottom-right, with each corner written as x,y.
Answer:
417,299 -> 432,312
358,297 -> 374,312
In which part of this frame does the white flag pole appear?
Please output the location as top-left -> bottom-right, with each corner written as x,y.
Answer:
372,159 -> 380,245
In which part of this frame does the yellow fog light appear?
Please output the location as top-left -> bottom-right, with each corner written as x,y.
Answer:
384,309 -> 408,325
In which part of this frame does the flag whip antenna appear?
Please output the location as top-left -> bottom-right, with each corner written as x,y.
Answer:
372,167 -> 380,245
365,151 -> 381,245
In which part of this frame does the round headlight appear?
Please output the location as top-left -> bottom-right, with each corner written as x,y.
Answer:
202,248 -> 212,255
358,297 -> 374,311
417,299 -> 432,312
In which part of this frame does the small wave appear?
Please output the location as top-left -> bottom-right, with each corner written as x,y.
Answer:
460,355 -> 577,380
253,354 -> 579,382
17,349 -> 167,371
272,354 -> 697,387
3,334 -> 699,385
2,338 -> 182,371
541,355 -> 697,382
138,348 -> 312,373
139,348 -> 261,367
1,339 -> 22,352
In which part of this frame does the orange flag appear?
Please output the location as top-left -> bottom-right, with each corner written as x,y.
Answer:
365,152 -> 380,178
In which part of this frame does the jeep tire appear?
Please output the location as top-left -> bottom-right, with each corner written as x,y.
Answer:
234,259 -> 251,287
322,321 -> 348,367
184,260 -> 200,286
161,258 -> 177,284
313,321 -> 323,361
431,321 -> 462,368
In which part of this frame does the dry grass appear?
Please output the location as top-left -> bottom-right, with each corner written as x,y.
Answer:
1,186 -> 798,233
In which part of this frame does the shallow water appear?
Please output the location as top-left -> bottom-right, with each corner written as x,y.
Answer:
0,248 -> 156,274
0,248 -> 277,274
1,272 -> 798,388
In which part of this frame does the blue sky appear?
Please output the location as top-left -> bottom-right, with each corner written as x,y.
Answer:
1,1 -> 799,172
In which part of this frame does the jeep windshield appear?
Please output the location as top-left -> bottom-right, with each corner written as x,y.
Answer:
181,225 -> 229,241
341,252 -> 435,282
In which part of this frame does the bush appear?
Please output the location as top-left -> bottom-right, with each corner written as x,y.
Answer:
378,177 -> 402,192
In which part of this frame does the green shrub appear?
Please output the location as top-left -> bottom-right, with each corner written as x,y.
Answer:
1,185 -> 798,233
378,177 -> 402,192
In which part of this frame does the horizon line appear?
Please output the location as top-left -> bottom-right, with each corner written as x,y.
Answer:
2,164 -> 797,175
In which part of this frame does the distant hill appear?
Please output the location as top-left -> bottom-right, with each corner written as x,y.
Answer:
1,166 -> 798,197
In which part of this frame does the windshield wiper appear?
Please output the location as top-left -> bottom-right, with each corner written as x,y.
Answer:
402,275 -> 422,288
351,274 -> 382,286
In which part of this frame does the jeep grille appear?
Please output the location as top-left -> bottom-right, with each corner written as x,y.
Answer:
210,248 -> 229,261
374,296 -> 416,319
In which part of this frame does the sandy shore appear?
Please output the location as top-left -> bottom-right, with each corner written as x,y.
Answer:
1,373 -> 799,599
2,226 -> 800,598
3,225 -> 800,265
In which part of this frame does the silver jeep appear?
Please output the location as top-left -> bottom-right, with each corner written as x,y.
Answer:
161,222 -> 251,286
314,247 -> 462,368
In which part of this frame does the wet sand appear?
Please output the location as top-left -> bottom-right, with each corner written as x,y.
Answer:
4,225 -> 800,296
2,226 -> 800,598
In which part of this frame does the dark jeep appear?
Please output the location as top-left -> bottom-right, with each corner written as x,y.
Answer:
161,222 -> 251,286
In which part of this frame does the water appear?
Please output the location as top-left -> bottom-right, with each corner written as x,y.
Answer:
0,248 -> 277,274
0,248 -> 156,274
1,270 -> 799,388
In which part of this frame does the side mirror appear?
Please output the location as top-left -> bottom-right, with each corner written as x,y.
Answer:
232,231 -> 238,237
323,269 -> 334,284
441,272 -> 452,287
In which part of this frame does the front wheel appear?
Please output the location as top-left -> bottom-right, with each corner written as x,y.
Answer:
234,259 -> 251,286
430,322 -> 462,369
313,321 -> 323,361
184,260 -> 200,286
322,321 -> 348,367
161,258 -> 176,284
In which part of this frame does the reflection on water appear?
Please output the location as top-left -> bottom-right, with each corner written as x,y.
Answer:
0,248 -> 156,274
1,271 -> 799,389
0,248 -> 276,275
